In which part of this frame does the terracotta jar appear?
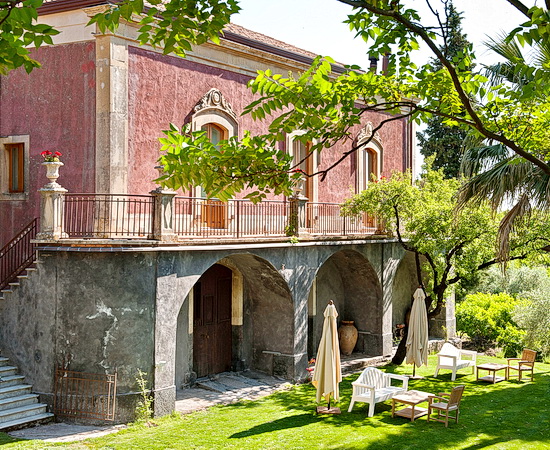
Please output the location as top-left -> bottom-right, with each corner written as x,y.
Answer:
338,320 -> 358,356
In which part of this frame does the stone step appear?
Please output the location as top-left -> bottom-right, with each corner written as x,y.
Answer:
0,394 -> 38,412
0,366 -> 18,377
0,356 -> 9,367
0,412 -> 54,432
0,403 -> 48,424
0,375 -> 26,388
0,384 -> 32,400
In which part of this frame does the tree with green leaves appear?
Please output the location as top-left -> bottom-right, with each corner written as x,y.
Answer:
341,162 -> 550,363
417,2 -> 471,179
459,30 -> 550,259
0,0 -> 239,73
157,0 -> 550,213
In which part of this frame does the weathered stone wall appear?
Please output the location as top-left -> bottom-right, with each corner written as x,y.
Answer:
0,239 -> 413,421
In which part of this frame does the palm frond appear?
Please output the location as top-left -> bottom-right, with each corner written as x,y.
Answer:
497,194 -> 531,264
458,155 -> 533,208
460,143 -> 512,178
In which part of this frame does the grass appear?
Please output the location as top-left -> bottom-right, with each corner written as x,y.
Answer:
1,354 -> 549,449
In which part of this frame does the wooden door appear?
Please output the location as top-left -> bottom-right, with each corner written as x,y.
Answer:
201,200 -> 227,229
193,264 -> 232,377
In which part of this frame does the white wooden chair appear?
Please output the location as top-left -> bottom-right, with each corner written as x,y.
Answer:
427,385 -> 465,427
434,343 -> 477,381
348,367 -> 409,417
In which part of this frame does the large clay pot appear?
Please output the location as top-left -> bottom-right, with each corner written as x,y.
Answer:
338,320 -> 358,356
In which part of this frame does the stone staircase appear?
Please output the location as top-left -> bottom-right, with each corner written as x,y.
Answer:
0,265 -> 37,301
0,355 -> 54,431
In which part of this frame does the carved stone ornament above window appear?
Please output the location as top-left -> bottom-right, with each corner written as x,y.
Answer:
194,88 -> 237,120
357,122 -> 382,146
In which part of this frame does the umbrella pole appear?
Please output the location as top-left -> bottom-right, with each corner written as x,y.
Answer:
413,364 -> 416,377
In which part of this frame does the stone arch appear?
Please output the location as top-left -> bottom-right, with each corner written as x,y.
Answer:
308,249 -> 383,357
173,252 -> 294,387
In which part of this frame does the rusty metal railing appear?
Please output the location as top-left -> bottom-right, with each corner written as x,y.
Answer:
54,368 -> 117,421
0,218 -> 38,291
59,194 -> 377,241
307,202 -> 376,235
64,194 -> 154,239
174,197 -> 289,238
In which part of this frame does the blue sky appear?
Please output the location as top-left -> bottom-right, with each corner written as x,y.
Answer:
233,0 -> 532,69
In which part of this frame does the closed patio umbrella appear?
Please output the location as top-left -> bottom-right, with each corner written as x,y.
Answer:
312,300 -> 342,414
406,286 -> 429,378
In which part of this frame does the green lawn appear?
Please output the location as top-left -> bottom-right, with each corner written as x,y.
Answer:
1,355 -> 549,449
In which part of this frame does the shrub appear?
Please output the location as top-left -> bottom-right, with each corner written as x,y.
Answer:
514,290 -> 550,360
472,265 -> 550,296
456,292 -> 523,357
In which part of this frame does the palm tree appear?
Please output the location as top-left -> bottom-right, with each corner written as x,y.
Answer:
458,34 -> 550,259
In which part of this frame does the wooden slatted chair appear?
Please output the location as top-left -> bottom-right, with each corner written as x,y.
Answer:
427,385 -> 465,427
507,349 -> 537,382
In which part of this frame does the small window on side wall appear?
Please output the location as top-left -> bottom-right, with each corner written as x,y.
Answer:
7,143 -> 24,193
1,136 -> 29,200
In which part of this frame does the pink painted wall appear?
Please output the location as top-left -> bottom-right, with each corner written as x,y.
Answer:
0,42 -> 96,246
127,47 -> 411,203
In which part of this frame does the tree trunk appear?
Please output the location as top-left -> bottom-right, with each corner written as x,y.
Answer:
391,325 -> 409,365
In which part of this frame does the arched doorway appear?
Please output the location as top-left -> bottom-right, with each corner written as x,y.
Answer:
308,249 -> 383,357
193,264 -> 233,377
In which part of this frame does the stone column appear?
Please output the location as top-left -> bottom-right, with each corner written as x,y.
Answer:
150,189 -> 178,241
429,291 -> 457,339
95,33 -> 129,194
36,182 -> 68,240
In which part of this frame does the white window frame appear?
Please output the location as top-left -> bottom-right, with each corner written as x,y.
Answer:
191,89 -> 238,199
286,130 -> 318,202
356,123 -> 383,193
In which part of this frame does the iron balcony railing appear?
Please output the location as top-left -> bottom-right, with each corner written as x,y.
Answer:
61,194 -> 376,240
0,218 -> 38,291
65,194 -> 155,239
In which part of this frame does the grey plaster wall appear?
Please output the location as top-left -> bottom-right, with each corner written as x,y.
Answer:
391,251 -> 417,327
311,249 -> 383,357
0,238 -> 412,421
0,256 -> 56,395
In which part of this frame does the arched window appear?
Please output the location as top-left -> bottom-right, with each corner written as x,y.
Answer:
192,89 -> 237,228
287,131 -> 318,202
201,123 -> 227,146
356,122 -> 383,193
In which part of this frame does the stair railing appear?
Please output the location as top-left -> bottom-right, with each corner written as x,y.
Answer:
0,218 -> 39,291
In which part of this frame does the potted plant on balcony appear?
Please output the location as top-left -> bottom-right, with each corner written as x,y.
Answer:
41,150 -> 63,184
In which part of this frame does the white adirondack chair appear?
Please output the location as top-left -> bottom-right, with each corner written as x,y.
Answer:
434,343 -> 477,381
348,367 -> 409,417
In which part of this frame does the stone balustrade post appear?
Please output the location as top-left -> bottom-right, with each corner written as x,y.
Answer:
297,196 -> 309,236
150,188 -> 178,241
36,162 -> 68,240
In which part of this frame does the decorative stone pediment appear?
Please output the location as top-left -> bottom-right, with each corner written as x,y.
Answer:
357,122 -> 382,146
194,88 -> 237,120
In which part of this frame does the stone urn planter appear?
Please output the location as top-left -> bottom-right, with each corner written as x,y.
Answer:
338,320 -> 358,356
42,161 -> 63,185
